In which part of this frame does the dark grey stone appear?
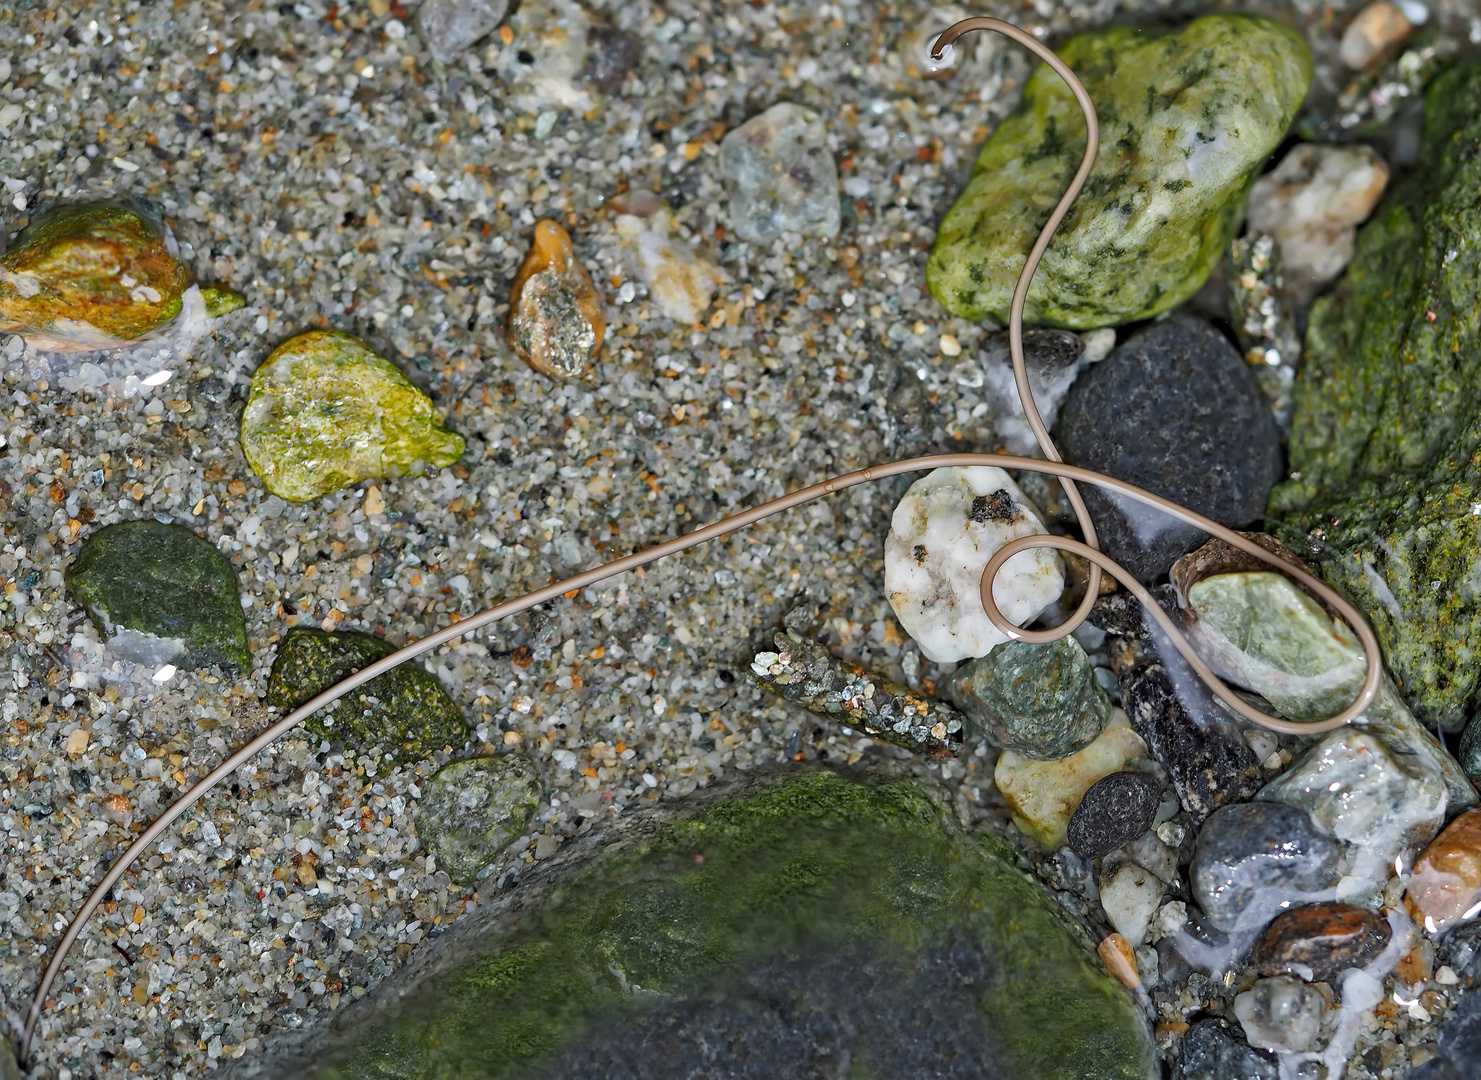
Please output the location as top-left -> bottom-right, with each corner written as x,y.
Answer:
1177,1018 -> 1279,1080
1066,771 -> 1163,859
1055,316 -> 1283,581
1458,716 -> 1481,789
1191,802 -> 1343,933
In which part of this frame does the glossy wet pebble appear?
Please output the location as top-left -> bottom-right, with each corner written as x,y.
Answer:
1407,808 -> 1481,935
1190,802 -> 1342,933
1066,771 -> 1162,859
1233,975 -> 1327,1052
1253,903 -> 1393,983
1176,1018 -> 1279,1080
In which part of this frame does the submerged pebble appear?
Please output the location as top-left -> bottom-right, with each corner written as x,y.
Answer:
413,756 -> 541,882
1253,903 -> 1393,983
1176,1018 -> 1279,1080
1233,975 -> 1327,1053
507,219 -> 605,380
1190,802 -> 1342,933
719,103 -> 840,244
1099,858 -> 1166,948
1407,808 -> 1481,935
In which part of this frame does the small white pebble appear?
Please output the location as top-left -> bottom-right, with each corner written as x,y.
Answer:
1436,965 -> 1459,985
938,333 -> 961,357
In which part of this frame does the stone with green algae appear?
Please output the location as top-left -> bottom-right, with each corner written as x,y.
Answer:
1268,61 -> 1481,732
266,626 -> 471,767
240,330 -> 465,502
251,768 -> 1155,1080
65,520 -> 251,672
414,755 -> 542,882
0,203 -> 241,348
927,15 -> 1310,329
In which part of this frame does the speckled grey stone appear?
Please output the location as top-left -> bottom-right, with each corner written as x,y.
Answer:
1190,802 -> 1342,934
1177,1018 -> 1279,1080
1056,317 -> 1283,582
413,755 -> 541,882
1066,771 -> 1162,859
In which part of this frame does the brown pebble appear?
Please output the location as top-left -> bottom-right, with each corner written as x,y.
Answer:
1252,902 -> 1391,982
102,793 -> 133,827
507,219 -> 605,380
1098,932 -> 1142,989
1407,807 -> 1481,935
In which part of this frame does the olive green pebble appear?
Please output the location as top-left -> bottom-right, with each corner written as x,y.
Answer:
414,756 -> 542,882
65,519 -> 251,672
266,626 -> 471,768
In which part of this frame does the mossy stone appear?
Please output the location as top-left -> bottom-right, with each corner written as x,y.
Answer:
240,330 -> 465,502
1269,61 -> 1481,731
927,15 -> 1310,328
415,756 -> 542,882
280,768 -> 1154,1080
266,626 -> 471,767
0,204 -> 190,345
65,520 -> 250,672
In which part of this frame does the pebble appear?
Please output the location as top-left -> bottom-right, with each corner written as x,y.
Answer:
580,24 -> 640,94
928,14 -> 1311,327
1406,808 -> 1481,935
614,203 -> 720,325
1261,728 -> 1447,886
416,0 -> 509,63
66,519 -> 251,672
413,755 -> 541,882
240,330 -> 465,502
1099,858 -> 1166,948
1233,975 -> 1327,1053
1190,802 -> 1343,933
1176,1018 -> 1279,1080
0,203 -> 193,349
1413,990 -> 1481,1079
883,466 -> 1063,664
1056,316 -> 1283,582
265,627 -> 472,768
494,0 -> 596,113
977,328 -> 1112,456
1253,903 -> 1393,983
507,219 -> 606,380
719,103 -> 840,244
943,635 -> 1110,760
1067,771 -> 1163,859
1246,144 -> 1390,287
994,709 -> 1148,850
1339,1 -> 1414,69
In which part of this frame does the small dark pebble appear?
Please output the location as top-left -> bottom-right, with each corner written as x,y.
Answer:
1066,771 -> 1162,859
1252,903 -> 1392,983
1177,1018 -> 1279,1080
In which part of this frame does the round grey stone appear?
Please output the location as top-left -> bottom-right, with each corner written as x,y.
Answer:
1066,771 -> 1163,859
1190,802 -> 1342,933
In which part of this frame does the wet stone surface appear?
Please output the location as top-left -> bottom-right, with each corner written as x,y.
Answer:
1176,1017 -> 1280,1080
1234,975 -> 1328,1052
1406,808 -> 1481,936
1066,770 -> 1162,860
1253,903 -> 1393,983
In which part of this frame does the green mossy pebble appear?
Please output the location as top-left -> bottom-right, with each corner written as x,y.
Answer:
65,519 -> 251,672
927,15 -> 1311,328
240,330 -> 465,502
266,626 -> 471,768
414,755 -> 542,882
1269,61 -> 1481,731
303,768 -> 1155,1080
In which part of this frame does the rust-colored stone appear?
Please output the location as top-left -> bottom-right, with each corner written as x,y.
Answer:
1252,902 -> 1391,982
507,219 -> 605,380
1406,807 -> 1481,934
1098,932 -> 1142,990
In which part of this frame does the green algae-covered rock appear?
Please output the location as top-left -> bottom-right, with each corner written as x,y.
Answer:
241,330 -> 465,502
266,626 -> 471,767
272,768 -> 1155,1080
0,204 -> 191,347
927,15 -> 1311,328
414,755 -> 542,882
1268,61 -> 1481,731
66,520 -> 251,672
944,636 -> 1110,760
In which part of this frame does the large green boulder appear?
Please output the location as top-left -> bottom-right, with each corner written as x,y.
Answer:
257,768 -> 1155,1080
1269,62 -> 1481,731
927,15 -> 1310,328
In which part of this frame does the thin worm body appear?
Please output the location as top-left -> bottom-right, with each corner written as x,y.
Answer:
17,18 -> 1382,1063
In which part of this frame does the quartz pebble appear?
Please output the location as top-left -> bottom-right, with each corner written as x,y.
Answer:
614,205 -> 720,326
1406,808 -> 1481,935
66,519 -> 251,672
416,0 -> 509,63
1066,771 -> 1162,859
507,220 -> 606,380
977,329 -> 1109,456
1190,802 -> 1342,933
581,25 -> 640,94
1177,1018 -> 1279,1080
240,330 -> 465,502
1099,858 -> 1166,948
413,756 -> 541,882
719,103 -> 840,244
1253,903 -> 1393,983
1233,975 -> 1327,1052
1339,1 -> 1414,69
994,709 -> 1148,850
494,0 -> 595,112
1246,144 -> 1390,288
944,636 -> 1109,760
884,466 -> 1063,664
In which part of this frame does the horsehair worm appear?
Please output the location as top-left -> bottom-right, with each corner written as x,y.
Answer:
17,16 -> 1382,1063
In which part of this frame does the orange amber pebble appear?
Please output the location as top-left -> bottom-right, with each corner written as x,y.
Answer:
507,219 -> 605,380
1406,807 -> 1481,934
1098,932 -> 1142,989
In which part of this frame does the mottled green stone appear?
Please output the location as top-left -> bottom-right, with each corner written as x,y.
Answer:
927,15 -> 1310,328
0,204 -> 190,346
414,755 -> 541,882
1269,62 -> 1481,731
1184,572 -> 1475,811
200,286 -> 245,317
240,330 -> 465,502
266,626 -> 471,767
300,769 -> 1155,1080
944,636 -> 1110,760
65,520 -> 250,672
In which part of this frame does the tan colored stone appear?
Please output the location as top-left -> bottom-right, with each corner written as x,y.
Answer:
994,709 -> 1148,849
1407,808 -> 1481,934
507,219 -> 605,380
1247,145 -> 1389,287
1339,2 -> 1413,70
